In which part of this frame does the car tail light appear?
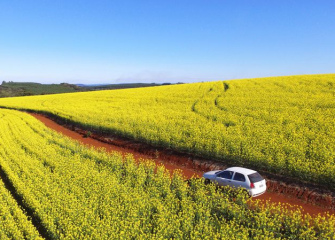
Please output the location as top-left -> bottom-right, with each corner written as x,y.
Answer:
250,182 -> 255,188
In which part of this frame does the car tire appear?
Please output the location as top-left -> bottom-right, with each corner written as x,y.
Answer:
204,179 -> 210,185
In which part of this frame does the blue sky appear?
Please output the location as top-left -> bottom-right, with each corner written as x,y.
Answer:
0,1 -> 334,84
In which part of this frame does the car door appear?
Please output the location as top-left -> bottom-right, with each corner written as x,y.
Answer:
215,170 -> 234,186
230,172 -> 247,189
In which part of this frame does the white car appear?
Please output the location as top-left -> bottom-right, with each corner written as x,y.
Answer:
203,167 -> 266,197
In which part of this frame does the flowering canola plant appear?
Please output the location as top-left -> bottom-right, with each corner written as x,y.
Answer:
0,74 -> 334,190
0,109 -> 334,239
0,177 -> 42,239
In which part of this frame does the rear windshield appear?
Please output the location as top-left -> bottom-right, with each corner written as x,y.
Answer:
248,172 -> 264,183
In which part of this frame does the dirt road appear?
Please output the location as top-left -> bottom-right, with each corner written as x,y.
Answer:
30,113 -> 334,216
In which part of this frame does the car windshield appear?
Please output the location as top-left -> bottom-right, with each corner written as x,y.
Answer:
248,172 -> 264,183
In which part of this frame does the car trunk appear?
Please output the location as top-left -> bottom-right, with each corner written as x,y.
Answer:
248,172 -> 266,195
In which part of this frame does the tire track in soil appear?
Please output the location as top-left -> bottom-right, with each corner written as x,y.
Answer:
29,113 -> 335,217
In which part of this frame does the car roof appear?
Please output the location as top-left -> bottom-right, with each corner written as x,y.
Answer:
225,167 -> 257,175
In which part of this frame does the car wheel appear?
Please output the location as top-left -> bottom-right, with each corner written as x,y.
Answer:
204,179 -> 210,185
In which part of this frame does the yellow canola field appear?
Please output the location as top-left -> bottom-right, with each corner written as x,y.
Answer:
0,74 -> 334,189
0,109 -> 334,239
0,177 -> 42,239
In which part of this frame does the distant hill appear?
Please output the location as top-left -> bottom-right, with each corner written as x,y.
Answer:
0,81 -> 182,98
0,81 -> 82,97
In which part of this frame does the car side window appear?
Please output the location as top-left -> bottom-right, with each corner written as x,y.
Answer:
233,172 -> 246,182
217,171 -> 234,179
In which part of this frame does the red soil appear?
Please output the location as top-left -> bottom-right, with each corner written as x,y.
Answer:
30,113 -> 335,217
30,113 -> 201,179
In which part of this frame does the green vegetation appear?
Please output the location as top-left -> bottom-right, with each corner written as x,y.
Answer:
0,81 -> 82,97
0,74 -> 334,190
0,81 -> 173,98
0,109 -> 334,239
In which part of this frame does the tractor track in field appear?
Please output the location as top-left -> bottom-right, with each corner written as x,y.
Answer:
23,111 -> 335,217
0,161 -> 51,240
